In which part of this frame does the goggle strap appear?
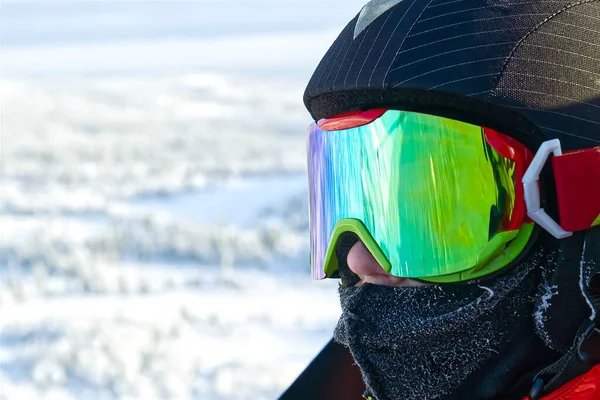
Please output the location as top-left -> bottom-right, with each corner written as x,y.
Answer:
523,140 -> 573,239
524,140 -> 600,238
553,146 -> 600,232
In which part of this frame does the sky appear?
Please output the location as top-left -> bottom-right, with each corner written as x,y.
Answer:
2,0 -> 367,77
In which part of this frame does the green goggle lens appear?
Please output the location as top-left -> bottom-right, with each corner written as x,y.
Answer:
308,110 -> 534,283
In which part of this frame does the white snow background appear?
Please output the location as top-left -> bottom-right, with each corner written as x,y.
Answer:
1,1 -> 366,399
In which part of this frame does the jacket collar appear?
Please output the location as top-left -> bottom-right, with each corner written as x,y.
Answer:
362,365 -> 600,400
524,364 -> 600,400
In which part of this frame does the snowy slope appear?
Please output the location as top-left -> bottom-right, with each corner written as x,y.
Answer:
1,71 -> 342,400
0,1 -> 368,398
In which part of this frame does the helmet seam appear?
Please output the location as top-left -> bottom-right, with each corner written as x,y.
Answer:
490,0 -> 600,98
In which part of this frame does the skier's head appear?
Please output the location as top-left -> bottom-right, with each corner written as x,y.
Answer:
304,0 -> 600,398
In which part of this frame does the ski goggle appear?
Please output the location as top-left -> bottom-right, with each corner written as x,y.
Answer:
308,109 -> 600,283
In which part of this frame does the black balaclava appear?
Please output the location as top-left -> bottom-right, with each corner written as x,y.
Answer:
333,234 -> 560,400
332,228 -> 599,400
303,0 -> 600,398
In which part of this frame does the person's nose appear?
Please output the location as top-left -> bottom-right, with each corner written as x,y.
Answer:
346,241 -> 426,287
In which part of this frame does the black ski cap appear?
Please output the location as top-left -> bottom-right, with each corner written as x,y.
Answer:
304,0 -> 600,151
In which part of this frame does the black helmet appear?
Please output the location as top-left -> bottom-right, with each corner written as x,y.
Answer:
305,0 -> 599,151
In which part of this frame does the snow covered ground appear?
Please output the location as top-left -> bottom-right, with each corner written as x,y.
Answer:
1,1 -> 366,398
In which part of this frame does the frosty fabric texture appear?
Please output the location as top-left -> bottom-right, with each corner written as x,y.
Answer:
533,230 -> 597,353
334,252 -> 555,400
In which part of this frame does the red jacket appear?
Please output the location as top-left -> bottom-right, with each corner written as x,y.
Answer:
523,365 -> 600,400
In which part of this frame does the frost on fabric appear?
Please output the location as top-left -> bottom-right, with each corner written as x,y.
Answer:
478,285 -> 495,299
335,258 -> 539,400
580,239 -> 597,321
534,282 -> 559,343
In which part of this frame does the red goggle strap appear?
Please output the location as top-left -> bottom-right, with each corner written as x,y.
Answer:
553,146 -> 600,232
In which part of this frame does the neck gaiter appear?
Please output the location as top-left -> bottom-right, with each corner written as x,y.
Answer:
334,250 -> 559,400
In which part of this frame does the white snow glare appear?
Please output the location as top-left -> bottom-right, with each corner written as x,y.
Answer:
1,1 -> 367,399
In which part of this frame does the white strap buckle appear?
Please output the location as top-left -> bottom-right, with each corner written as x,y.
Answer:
522,139 -> 573,239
